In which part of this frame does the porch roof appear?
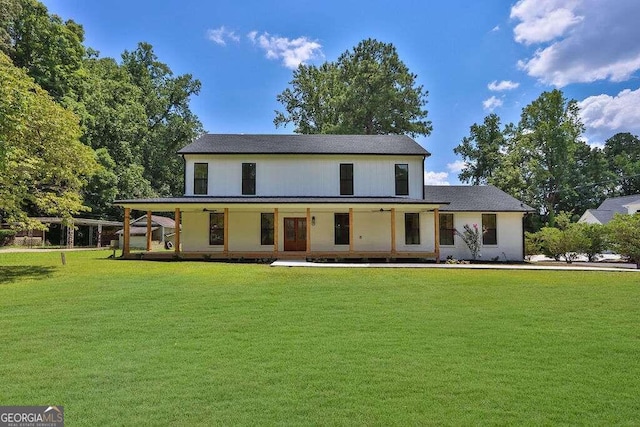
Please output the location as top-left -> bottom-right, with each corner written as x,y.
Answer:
114,196 -> 449,211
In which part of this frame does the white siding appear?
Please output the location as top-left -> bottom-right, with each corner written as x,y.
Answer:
438,212 -> 524,261
183,154 -> 424,198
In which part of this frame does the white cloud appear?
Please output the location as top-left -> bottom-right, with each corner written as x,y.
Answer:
487,80 -> 520,91
510,0 -> 583,45
482,96 -> 503,111
491,25 -> 500,32
206,26 -> 240,46
447,160 -> 467,173
424,171 -> 450,186
511,0 -> 640,86
578,88 -> 640,137
248,31 -> 322,69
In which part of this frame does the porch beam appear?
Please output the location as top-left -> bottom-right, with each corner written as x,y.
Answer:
273,208 -> 279,256
223,208 -> 229,254
434,208 -> 440,263
146,210 -> 152,251
174,208 -> 181,254
390,208 -> 396,255
306,208 -> 311,255
349,208 -> 354,254
123,208 -> 130,256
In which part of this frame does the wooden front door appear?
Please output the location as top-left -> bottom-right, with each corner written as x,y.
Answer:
284,217 -> 307,251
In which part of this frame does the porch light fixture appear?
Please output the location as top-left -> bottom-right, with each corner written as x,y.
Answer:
312,216 -> 316,226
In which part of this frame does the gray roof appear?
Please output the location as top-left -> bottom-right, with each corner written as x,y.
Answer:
115,196 -> 446,206
131,214 -> 175,228
583,209 -> 616,224
597,194 -> 640,212
582,194 -> 640,224
424,185 -> 534,212
178,134 -> 430,156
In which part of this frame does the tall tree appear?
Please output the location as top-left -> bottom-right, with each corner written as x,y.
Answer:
603,132 -> 640,196
0,52 -> 98,228
121,42 -> 203,196
275,38 -> 431,138
454,113 -> 511,185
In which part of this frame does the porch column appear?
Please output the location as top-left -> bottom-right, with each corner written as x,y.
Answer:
306,208 -> 311,255
223,208 -> 229,254
273,208 -> 279,256
123,208 -> 131,256
434,208 -> 440,263
390,208 -> 396,255
97,223 -> 102,248
146,210 -> 152,251
349,208 -> 354,254
174,208 -> 181,254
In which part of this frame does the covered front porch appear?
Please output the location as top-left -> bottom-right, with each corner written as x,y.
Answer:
115,198 -> 446,262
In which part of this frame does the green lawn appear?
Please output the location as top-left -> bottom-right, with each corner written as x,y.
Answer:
1,251 -> 639,425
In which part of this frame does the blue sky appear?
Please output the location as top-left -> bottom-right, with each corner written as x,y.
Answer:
42,0 -> 640,185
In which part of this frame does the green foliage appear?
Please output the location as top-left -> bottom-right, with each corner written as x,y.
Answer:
529,212 -> 590,263
275,38 -> 431,138
606,213 -> 640,268
603,132 -> 640,196
454,113 -> 510,185
0,229 -> 16,246
0,51 -> 98,229
573,222 -> 608,262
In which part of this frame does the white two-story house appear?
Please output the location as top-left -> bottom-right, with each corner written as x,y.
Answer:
115,134 -> 532,261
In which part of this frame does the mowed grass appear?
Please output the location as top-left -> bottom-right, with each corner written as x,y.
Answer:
0,251 -> 639,425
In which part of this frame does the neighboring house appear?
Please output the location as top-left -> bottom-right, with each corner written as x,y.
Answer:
2,217 -> 121,247
115,134 -> 533,261
579,194 -> 640,225
117,214 -> 176,249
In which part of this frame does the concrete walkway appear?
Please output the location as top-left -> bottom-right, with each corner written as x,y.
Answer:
271,259 -> 639,272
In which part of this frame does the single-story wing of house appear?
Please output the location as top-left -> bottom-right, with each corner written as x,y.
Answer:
114,134 -> 533,261
579,194 -> 640,225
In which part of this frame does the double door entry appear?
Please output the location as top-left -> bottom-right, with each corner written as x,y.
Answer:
284,217 -> 307,251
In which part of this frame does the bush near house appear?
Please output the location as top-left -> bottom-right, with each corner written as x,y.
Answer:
0,229 -> 16,246
607,213 -> 640,268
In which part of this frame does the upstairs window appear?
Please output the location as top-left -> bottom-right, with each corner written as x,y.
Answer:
194,163 -> 208,195
482,214 -> 497,245
405,213 -> 420,245
340,164 -> 354,195
395,164 -> 409,196
209,213 -> 224,245
242,163 -> 256,195
439,213 -> 454,246
334,213 -> 350,245
261,213 -> 274,245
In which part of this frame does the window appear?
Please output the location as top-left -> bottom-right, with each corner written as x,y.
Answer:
439,213 -> 454,245
242,163 -> 256,195
340,163 -> 354,195
334,213 -> 350,245
405,213 -> 420,245
194,163 -> 208,195
209,213 -> 224,245
395,164 -> 409,196
261,213 -> 274,245
482,213 -> 497,245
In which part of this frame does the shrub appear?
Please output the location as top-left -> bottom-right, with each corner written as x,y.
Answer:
606,213 -> 640,268
454,224 -> 483,260
0,229 -> 16,246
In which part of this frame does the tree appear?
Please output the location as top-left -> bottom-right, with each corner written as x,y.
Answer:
121,42 -> 203,196
275,38 -> 431,138
603,132 -> 640,196
607,213 -> 640,268
454,113 -> 511,185
0,51 -> 98,229
573,222 -> 608,262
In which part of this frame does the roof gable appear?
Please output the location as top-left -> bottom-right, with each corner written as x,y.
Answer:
178,134 -> 430,156
424,185 -> 533,212
597,194 -> 640,212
